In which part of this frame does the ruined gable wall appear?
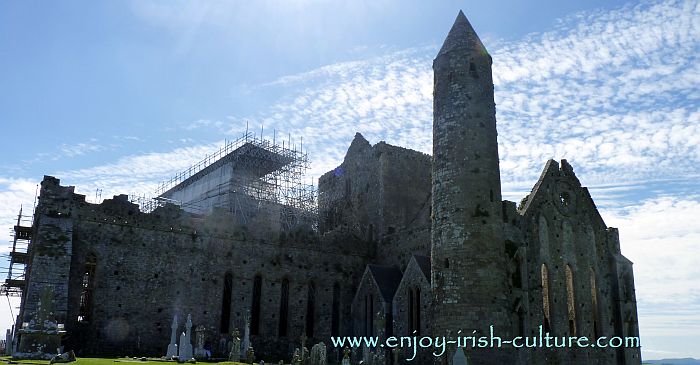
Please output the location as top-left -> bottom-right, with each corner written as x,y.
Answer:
318,134 -> 381,242
318,135 -> 432,270
374,143 -> 432,269
517,160 -> 636,364
392,259 -> 431,336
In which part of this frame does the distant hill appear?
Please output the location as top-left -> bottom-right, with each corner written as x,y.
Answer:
644,359 -> 700,365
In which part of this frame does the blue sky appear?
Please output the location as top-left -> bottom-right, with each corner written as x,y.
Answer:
1,0 -> 699,360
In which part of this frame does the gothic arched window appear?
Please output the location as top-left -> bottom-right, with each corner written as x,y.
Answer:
541,264 -> 551,333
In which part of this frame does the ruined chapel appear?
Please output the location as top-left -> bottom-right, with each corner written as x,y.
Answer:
3,11 -> 641,365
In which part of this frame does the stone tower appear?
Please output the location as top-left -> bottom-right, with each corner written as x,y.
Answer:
431,11 -> 512,363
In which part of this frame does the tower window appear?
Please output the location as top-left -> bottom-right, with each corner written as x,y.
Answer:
469,62 -> 479,78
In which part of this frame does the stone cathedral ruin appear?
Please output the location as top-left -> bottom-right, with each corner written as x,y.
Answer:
3,11 -> 640,365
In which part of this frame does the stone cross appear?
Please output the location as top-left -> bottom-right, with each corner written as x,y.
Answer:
166,314 -> 178,358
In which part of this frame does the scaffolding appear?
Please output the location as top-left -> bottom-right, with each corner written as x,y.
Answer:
133,130 -> 317,231
1,206 -> 32,297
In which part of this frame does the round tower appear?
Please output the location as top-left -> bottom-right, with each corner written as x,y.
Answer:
431,10 -> 512,363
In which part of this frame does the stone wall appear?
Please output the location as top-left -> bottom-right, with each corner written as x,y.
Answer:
21,177 -> 370,362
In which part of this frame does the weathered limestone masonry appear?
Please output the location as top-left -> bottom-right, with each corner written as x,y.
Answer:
13,10 -> 641,365
20,177 -> 74,328
17,177 -> 370,361
430,11 -> 513,364
319,133 -> 432,270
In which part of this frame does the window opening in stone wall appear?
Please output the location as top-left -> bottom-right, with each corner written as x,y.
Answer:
517,307 -> 525,337
590,268 -> 600,338
541,264 -> 551,333
566,264 -> 577,336
220,272 -> 233,333
331,282 -> 340,336
363,295 -> 369,337
469,62 -> 478,78
513,256 -> 523,289
305,281 -> 316,338
251,275 -> 262,335
408,289 -> 414,334
369,294 -> 374,337
78,253 -> 97,322
560,192 -> 571,206
278,278 -> 289,336
415,287 -> 421,335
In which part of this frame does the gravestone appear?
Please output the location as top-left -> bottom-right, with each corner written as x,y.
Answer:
229,328 -> 241,362
362,345 -> 370,364
302,347 -> 309,364
242,312 -> 251,358
166,315 -> 178,359
292,348 -> 301,365
341,347 -> 351,365
246,345 -> 255,364
309,342 -> 326,365
178,315 -> 193,361
193,325 -> 206,358
452,347 -> 467,365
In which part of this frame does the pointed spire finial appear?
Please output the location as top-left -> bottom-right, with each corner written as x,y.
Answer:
437,10 -> 487,57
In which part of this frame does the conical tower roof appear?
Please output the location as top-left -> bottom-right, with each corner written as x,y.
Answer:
437,10 -> 487,57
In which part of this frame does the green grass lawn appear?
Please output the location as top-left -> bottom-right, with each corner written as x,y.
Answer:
0,358 -> 251,365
